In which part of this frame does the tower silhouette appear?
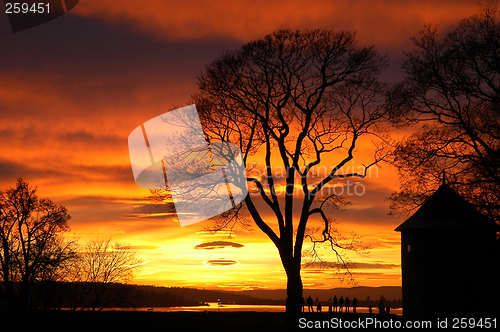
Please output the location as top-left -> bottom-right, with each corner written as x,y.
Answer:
395,183 -> 499,317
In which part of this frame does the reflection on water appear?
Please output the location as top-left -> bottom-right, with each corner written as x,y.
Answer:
123,302 -> 403,315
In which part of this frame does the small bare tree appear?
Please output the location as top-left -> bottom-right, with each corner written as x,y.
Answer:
62,238 -> 141,311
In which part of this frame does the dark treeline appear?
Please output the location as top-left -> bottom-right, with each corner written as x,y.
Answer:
0,282 -> 287,311
0,282 -> 138,311
1,282 -> 404,311
0,282 -> 193,311
0,179 -> 142,312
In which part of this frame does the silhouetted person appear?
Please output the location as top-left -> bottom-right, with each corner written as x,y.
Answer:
352,297 -> 357,313
345,297 -> 350,313
339,296 -> 344,312
369,305 -> 372,314
333,295 -> 338,312
317,302 -> 322,312
378,300 -> 385,314
307,295 -> 314,312
328,298 -> 332,312
386,305 -> 390,315
302,297 -> 305,312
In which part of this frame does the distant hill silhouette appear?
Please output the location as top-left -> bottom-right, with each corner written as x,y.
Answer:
0,282 -> 401,309
240,286 -> 401,302
125,285 -> 285,307
122,285 -> 402,308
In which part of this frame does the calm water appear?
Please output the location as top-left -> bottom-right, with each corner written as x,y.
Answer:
118,302 -> 403,315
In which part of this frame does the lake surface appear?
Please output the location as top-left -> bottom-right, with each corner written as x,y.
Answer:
121,302 -> 403,315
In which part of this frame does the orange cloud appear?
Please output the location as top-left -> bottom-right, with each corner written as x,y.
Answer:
73,0 -> 480,53
3,0 -> 474,290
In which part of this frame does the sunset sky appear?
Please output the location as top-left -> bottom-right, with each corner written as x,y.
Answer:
0,0 -> 483,291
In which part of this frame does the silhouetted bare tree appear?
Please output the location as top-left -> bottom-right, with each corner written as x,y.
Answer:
0,178 -> 74,311
62,238 -> 141,311
152,29 -> 390,316
387,1 -> 500,226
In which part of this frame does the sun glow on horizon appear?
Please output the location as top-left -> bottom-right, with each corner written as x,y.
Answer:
3,0 -> 476,293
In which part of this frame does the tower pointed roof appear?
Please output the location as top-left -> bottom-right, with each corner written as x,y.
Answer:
395,183 -> 494,231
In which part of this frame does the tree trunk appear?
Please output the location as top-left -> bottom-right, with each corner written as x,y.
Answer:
285,264 -> 303,321
1,240 -> 18,311
19,275 -> 32,311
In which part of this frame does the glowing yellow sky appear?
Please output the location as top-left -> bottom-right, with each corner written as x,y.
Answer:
0,0 -> 482,290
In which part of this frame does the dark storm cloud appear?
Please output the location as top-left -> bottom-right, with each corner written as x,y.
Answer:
58,195 -> 181,235
0,11 -> 243,148
303,261 -> 399,270
0,12 -> 242,77
194,241 -> 244,250
130,203 -> 176,215
205,259 -> 239,266
354,263 -> 400,269
0,158 -> 133,186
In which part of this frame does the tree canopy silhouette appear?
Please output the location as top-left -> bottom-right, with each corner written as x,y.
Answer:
0,178 -> 74,311
152,29 -> 390,315
388,1 -> 500,227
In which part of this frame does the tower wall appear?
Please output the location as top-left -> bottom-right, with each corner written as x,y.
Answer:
400,227 -> 497,317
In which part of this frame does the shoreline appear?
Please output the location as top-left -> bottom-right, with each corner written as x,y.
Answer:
0,310 -> 404,332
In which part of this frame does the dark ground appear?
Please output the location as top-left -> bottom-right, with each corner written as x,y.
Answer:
0,311 -> 412,332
